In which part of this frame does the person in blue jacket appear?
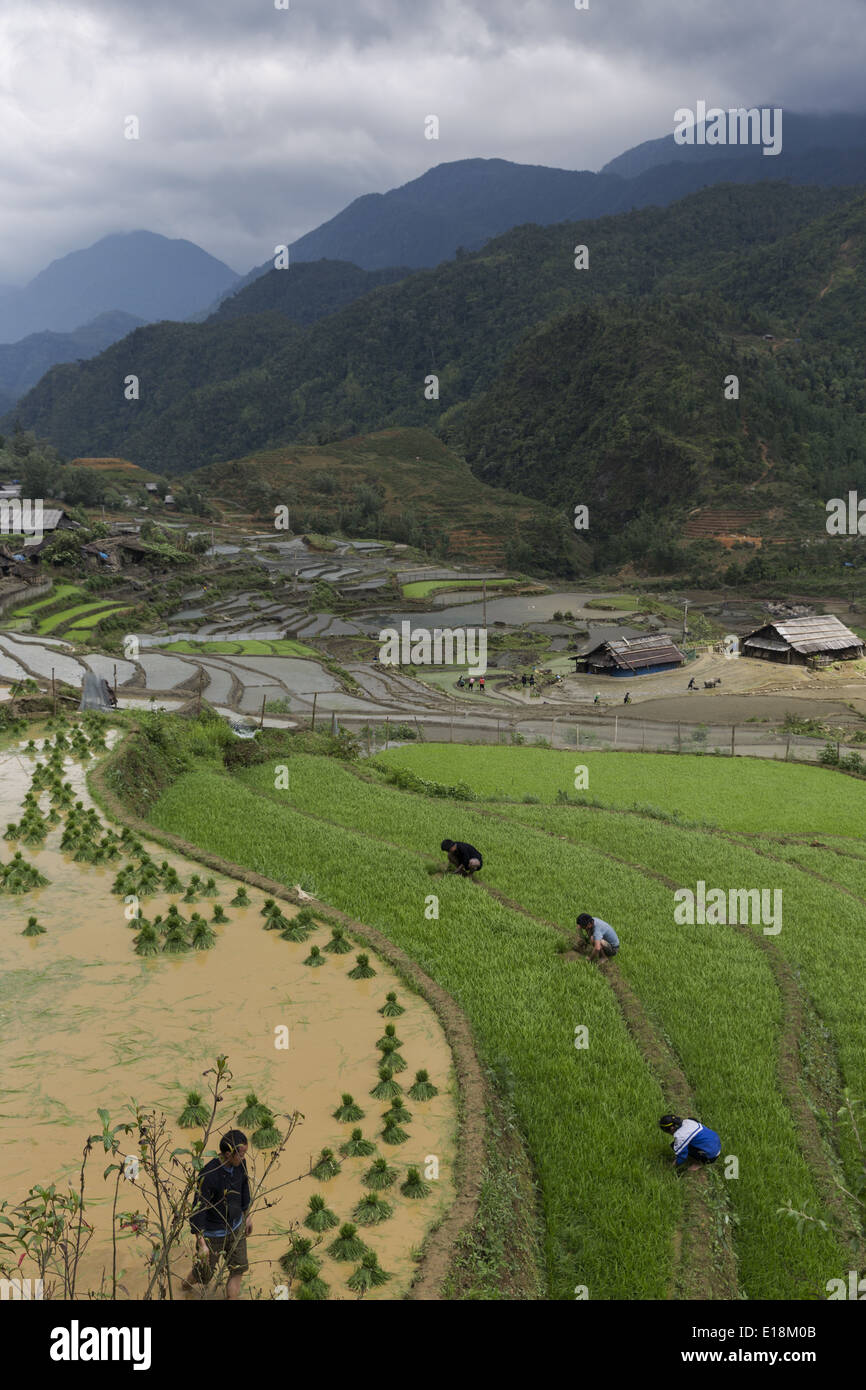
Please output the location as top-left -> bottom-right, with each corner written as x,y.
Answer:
659,1114 -> 721,1172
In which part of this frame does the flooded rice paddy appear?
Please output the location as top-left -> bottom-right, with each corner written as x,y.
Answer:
0,727 -> 456,1300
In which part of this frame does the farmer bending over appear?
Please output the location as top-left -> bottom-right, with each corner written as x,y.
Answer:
182,1129 -> 252,1300
659,1114 -> 721,1173
576,912 -> 620,960
441,839 -> 483,877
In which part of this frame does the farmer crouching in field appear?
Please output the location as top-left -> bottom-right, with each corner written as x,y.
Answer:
659,1114 -> 722,1173
576,912 -> 620,961
182,1129 -> 252,1299
441,839 -> 483,877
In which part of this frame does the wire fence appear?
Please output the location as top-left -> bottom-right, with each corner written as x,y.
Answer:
330,708 -> 837,763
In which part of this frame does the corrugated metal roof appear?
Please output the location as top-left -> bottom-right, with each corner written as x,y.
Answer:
743,636 -> 789,651
746,615 -> 862,654
579,633 -> 685,669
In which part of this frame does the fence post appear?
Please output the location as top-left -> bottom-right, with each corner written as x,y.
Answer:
786,732 -> 791,761
497,718 -> 501,745
614,715 -> 618,747
113,663 -> 118,700
575,723 -> 579,749
310,691 -> 318,731
551,716 -> 556,747
385,717 -> 390,747
677,721 -> 681,752
51,668 -> 56,716
641,721 -> 645,751
259,695 -> 266,729
731,725 -> 736,757
450,704 -> 454,743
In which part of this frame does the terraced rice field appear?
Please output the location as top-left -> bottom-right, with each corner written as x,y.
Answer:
145,736 -> 866,1300
162,640 -> 318,657
0,725 -> 456,1300
401,578 -> 518,599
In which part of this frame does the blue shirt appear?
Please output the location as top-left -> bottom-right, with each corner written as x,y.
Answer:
590,917 -> 619,948
671,1119 -> 721,1166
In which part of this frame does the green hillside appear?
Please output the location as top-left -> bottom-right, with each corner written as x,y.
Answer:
190,427 -> 587,571
5,182 -> 866,575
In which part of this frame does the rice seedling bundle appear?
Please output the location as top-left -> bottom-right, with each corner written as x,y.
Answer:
370,1066 -> 402,1101
162,923 -> 191,954
378,995 -> 405,1017
380,1119 -> 408,1146
352,1192 -> 392,1226
278,1236 -> 319,1277
333,1094 -> 364,1123
348,953 -> 376,980
191,919 -> 216,950
407,1070 -> 439,1102
326,1223 -> 367,1262
400,1166 -> 431,1199
230,885 -> 251,907
22,915 -> 46,936
252,1111 -> 283,1149
339,1129 -> 376,1158
346,1250 -> 391,1292
362,1157 -> 397,1190
304,1194 -> 339,1232
323,927 -> 353,954
382,1098 -> 411,1126
377,1039 -> 407,1073
294,1259 -> 329,1299
311,1148 -> 341,1181
376,1024 -> 403,1049
303,945 -> 325,967
238,1093 -> 270,1128
177,1090 -> 210,1127
211,904 -> 229,924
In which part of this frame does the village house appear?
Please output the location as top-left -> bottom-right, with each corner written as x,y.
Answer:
741,614 -> 863,665
574,633 -> 686,677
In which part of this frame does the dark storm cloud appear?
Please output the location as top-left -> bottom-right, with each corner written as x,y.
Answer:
0,0 -> 864,281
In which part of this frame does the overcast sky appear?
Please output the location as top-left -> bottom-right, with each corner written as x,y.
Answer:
0,0 -> 864,282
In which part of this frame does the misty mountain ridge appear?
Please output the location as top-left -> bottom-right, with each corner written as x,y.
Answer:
0,231 -> 239,344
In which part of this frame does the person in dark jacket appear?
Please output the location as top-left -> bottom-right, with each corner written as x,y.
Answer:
441,839 -> 483,877
182,1129 -> 252,1299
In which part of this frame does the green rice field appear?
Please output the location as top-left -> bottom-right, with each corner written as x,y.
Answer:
138,732 -> 865,1301
161,639 -> 318,657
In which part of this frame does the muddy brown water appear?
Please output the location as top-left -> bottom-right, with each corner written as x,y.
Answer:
0,732 -> 455,1300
